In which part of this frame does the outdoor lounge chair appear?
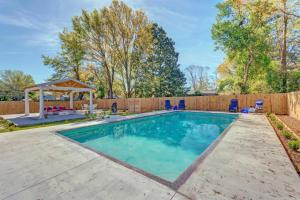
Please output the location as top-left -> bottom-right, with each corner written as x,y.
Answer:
44,106 -> 58,114
165,100 -> 172,110
59,106 -> 75,112
229,99 -> 238,112
255,99 -> 264,111
44,106 -> 75,115
178,99 -> 185,110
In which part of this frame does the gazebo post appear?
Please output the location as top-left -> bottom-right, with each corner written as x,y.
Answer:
25,89 -> 30,116
89,90 -> 93,114
70,91 -> 74,109
39,87 -> 45,119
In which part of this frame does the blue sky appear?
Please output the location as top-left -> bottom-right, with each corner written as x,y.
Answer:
0,0 -> 223,83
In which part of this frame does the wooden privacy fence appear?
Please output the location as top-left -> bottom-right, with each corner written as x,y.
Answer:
96,93 -> 288,115
287,91 -> 300,121
0,93 -> 289,115
0,101 -> 86,115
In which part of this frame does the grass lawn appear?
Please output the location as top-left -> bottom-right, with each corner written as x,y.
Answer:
0,118 -> 90,133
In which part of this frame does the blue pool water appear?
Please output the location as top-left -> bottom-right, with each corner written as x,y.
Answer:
59,112 -> 238,181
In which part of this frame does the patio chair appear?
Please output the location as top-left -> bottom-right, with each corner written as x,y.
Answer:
111,102 -> 117,114
44,106 -> 52,112
44,106 -> 56,115
51,106 -> 61,115
241,107 -> 249,113
178,100 -> 185,110
165,100 -> 172,110
229,99 -> 238,112
58,106 -> 75,114
255,99 -> 264,111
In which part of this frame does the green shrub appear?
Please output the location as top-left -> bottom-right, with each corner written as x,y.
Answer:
84,111 -> 97,120
288,140 -> 300,151
0,119 -> 15,129
84,111 -> 89,118
282,130 -> 293,139
91,113 -> 97,120
97,112 -> 105,119
276,122 -> 284,130
269,114 -> 276,122
266,112 -> 272,117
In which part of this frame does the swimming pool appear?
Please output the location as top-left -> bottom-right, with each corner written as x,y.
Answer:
59,111 -> 238,183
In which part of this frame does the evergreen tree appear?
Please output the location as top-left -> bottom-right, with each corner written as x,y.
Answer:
135,23 -> 187,97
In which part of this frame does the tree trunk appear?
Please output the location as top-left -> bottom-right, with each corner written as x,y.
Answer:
280,1 -> 288,92
241,54 -> 253,94
104,62 -> 114,99
124,58 -> 132,98
73,66 -> 84,100
74,66 -> 80,81
107,81 -> 113,99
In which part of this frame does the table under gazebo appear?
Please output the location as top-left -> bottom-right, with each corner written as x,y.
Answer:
24,79 -> 94,119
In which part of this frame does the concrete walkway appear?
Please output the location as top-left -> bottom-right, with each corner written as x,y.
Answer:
179,114 -> 300,200
0,112 -> 299,200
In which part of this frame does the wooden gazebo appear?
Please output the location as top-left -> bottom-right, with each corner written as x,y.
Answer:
24,79 -> 94,118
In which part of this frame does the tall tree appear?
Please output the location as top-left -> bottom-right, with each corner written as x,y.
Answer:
212,0 -> 273,94
271,0 -> 300,92
104,0 -> 153,98
212,0 -> 299,94
71,0 -> 152,98
135,23 -> 187,97
0,70 -> 34,100
72,9 -> 116,98
42,30 -> 85,81
43,1 -> 187,98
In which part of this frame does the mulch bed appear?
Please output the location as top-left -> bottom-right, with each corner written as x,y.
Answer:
267,115 -> 300,175
277,115 -> 300,138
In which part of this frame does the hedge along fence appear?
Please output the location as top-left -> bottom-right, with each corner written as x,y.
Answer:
0,93 -> 289,115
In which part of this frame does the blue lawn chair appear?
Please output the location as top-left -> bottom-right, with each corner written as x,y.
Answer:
178,100 -> 185,110
255,99 -> 264,110
241,107 -> 249,113
165,100 -> 172,110
229,99 -> 238,112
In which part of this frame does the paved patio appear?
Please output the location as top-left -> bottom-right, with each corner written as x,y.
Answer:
0,112 -> 299,200
1,113 -> 86,126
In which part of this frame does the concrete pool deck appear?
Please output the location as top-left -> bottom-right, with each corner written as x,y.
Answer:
0,112 -> 299,200
1,113 -> 86,127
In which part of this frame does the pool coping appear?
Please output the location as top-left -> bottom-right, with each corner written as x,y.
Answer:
54,110 -> 239,191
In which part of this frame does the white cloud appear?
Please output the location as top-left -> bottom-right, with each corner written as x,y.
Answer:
0,0 -> 114,50
0,9 -> 62,50
0,11 -> 37,28
0,0 -> 205,52
26,23 -> 61,50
